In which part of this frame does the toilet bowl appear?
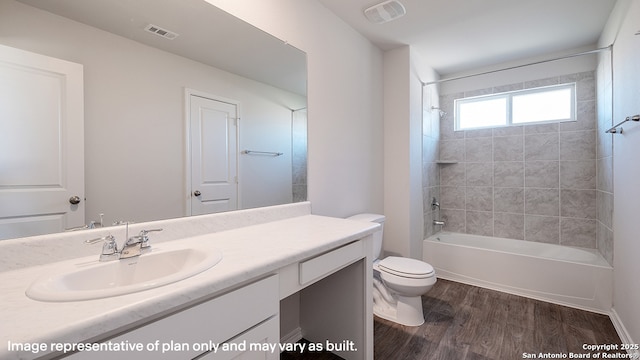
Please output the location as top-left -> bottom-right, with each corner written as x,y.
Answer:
347,214 -> 437,326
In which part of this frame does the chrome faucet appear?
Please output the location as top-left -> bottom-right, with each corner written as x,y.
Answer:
433,220 -> 445,226
121,229 -> 163,259
85,228 -> 163,261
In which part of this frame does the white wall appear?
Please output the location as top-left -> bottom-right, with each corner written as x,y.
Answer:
439,47 -> 598,95
205,0 -> 385,218
383,47 -> 412,257
0,1 -> 305,225
601,0 -> 640,346
382,46 -> 437,259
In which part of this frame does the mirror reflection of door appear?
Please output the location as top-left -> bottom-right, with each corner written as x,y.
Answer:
0,45 -> 85,240
188,92 -> 239,216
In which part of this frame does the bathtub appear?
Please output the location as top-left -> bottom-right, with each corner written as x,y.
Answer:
423,232 -> 613,313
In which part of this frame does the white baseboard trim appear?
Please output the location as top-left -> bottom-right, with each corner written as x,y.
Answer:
610,308 -> 639,359
280,327 -> 303,344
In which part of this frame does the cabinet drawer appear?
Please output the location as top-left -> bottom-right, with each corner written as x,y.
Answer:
197,316 -> 279,360
67,275 -> 278,360
299,241 -> 363,285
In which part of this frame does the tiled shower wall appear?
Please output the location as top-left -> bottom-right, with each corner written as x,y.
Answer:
436,71 -> 599,248
422,88 -> 441,239
596,53 -> 614,265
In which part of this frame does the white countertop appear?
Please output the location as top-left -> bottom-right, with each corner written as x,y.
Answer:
0,214 -> 378,360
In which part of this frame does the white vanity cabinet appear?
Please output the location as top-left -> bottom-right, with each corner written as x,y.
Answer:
0,213 -> 378,360
279,238 -> 373,360
65,275 -> 279,360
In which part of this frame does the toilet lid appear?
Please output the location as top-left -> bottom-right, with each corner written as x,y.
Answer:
378,256 -> 435,279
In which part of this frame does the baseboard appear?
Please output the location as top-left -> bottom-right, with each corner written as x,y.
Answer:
610,308 -> 639,358
280,326 -> 303,345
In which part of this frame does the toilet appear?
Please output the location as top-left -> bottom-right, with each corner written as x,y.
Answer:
347,213 -> 436,326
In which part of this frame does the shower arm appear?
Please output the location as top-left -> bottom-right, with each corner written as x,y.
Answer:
606,114 -> 640,134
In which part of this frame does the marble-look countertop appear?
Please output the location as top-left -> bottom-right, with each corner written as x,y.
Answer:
0,214 -> 378,360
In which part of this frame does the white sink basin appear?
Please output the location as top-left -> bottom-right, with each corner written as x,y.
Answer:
26,241 -> 223,302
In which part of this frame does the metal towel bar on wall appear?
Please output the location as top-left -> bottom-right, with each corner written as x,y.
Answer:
241,150 -> 283,156
605,114 -> 640,134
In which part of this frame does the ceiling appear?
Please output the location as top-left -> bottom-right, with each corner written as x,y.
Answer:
317,0 -> 617,76
17,0 -> 307,95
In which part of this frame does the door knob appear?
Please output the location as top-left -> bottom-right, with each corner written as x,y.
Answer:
193,190 -> 201,196
69,196 -> 81,205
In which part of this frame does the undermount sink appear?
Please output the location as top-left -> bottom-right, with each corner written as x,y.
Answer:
26,241 -> 223,302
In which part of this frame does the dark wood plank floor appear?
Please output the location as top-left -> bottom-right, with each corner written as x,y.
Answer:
374,279 -> 621,360
282,279 -> 621,359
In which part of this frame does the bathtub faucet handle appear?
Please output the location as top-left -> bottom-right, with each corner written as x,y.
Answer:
433,220 -> 445,226
431,197 -> 440,210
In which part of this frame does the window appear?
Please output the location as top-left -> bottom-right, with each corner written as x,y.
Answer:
455,83 -> 576,131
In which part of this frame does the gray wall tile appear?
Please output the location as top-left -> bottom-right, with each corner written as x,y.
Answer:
561,218 -> 596,248
525,188 -> 560,216
525,215 -> 560,244
440,163 -> 465,187
494,136 -> 524,161
494,162 -> 525,188
441,186 -> 466,209
494,212 -> 525,240
596,190 -> 613,229
441,209 -> 465,233
560,130 -> 596,160
466,186 -> 493,212
494,188 -> 524,213
465,137 -> 493,162
440,139 -> 465,162
525,133 -> 559,160
525,161 -> 559,188
466,162 -> 493,186
466,211 -> 493,236
560,160 -> 596,190
560,189 -> 596,219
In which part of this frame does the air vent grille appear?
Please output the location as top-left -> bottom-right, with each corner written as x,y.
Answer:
144,24 -> 179,40
364,0 -> 406,24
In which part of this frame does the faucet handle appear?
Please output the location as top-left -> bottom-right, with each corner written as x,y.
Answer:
139,228 -> 163,236
137,228 -> 163,252
84,234 -> 114,244
85,235 -> 119,261
431,197 -> 440,210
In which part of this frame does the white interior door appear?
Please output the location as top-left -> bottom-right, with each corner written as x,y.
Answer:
189,93 -> 238,215
0,44 -> 84,240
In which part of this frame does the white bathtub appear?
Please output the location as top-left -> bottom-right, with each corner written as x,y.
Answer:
423,232 -> 613,314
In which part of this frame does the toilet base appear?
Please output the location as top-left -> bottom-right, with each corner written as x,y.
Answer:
373,279 -> 425,326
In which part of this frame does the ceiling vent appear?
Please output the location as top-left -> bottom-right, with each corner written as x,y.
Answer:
144,24 -> 179,40
364,0 -> 406,24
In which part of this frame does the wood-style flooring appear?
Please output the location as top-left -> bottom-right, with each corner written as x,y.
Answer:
375,279 -> 621,360
283,279 -> 622,360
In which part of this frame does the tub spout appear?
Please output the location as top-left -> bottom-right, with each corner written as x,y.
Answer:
433,220 -> 445,226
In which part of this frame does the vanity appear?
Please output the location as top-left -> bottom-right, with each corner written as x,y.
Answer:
0,203 -> 378,360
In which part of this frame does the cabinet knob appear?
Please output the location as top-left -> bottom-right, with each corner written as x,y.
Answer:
193,190 -> 201,197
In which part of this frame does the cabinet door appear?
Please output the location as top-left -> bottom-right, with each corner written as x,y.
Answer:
197,316 -> 279,360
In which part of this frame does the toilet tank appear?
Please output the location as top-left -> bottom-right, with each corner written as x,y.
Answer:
346,213 -> 385,259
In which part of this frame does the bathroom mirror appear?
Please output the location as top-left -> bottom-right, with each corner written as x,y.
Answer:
0,0 -> 307,239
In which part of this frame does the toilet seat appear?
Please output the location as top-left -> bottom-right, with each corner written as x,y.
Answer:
378,256 -> 435,279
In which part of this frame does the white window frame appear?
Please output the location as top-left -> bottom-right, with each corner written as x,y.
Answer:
454,83 -> 576,131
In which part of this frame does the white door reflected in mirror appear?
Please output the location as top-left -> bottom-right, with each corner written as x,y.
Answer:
0,45 -> 85,239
